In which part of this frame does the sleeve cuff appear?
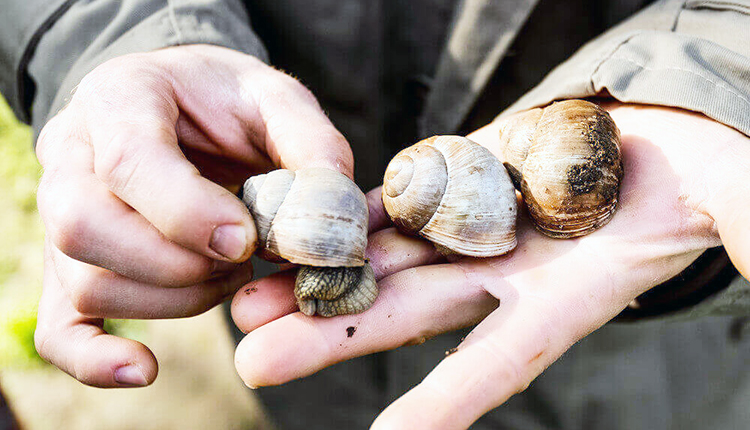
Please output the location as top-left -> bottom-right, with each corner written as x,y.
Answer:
24,1 -> 268,134
503,30 -> 750,138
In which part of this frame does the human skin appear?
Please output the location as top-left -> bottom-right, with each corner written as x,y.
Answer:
232,102 -> 750,429
31,41 -> 750,427
32,44 -> 355,388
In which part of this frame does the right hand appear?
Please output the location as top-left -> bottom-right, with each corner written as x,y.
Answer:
33,44 -> 354,388
231,103 -> 750,428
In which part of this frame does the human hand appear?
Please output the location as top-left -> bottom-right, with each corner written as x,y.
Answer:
232,101 -> 750,428
33,44 -> 353,388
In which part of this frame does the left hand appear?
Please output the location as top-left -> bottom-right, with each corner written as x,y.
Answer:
231,101 -> 750,429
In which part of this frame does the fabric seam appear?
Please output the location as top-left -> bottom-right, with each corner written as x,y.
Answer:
604,54 -> 750,108
671,0 -> 689,30
15,0 -> 79,122
684,0 -> 750,13
166,0 -> 185,44
588,32 -> 642,95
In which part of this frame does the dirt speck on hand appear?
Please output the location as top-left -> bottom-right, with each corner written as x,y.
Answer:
244,287 -> 258,295
445,347 -> 458,356
346,326 -> 357,338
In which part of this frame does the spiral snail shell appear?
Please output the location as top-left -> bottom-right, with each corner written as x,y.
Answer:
242,168 -> 377,317
496,100 -> 623,238
382,135 -> 517,257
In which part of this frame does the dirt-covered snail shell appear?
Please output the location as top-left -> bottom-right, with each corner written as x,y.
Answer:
382,135 -> 517,257
242,168 -> 377,317
496,100 -> 623,238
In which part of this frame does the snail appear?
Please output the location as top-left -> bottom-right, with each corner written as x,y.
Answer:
496,99 -> 623,238
382,135 -> 517,257
242,168 -> 377,317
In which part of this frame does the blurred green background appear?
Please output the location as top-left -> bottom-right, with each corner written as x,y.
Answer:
0,96 -> 267,429
0,94 -> 44,369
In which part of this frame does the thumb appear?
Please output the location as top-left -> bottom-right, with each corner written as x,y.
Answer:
161,45 -> 355,178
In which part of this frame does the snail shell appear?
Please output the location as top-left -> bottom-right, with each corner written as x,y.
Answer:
243,168 -> 368,267
242,168 -> 377,316
382,135 -> 517,257
497,100 -> 623,238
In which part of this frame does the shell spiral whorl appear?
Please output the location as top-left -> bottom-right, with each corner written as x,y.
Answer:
382,135 -> 517,257
383,141 -> 449,235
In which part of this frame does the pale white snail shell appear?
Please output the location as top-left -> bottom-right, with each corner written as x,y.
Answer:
382,135 -> 517,257
242,168 -> 377,316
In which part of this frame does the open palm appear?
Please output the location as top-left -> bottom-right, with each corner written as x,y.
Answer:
232,102 -> 750,429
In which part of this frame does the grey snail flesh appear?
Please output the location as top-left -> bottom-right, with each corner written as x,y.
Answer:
242,168 -> 378,317
497,99 -> 623,238
295,263 -> 378,317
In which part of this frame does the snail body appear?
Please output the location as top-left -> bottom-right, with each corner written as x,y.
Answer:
382,135 -> 517,257
242,168 -> 377,317
497,100 -> 623,238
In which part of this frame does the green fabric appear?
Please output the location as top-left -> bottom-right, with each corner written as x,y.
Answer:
420,0 -> 540,135
5,0 -> 268,133
503,0 -> 750,139
0,0 -> 71,122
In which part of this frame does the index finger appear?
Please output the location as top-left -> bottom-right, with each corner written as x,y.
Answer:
71,61 -> 257,263
366,186 -> 392,233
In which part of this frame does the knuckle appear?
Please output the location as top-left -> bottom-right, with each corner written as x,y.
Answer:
76,54 -> 149,98
94,133 -> 144,195
42,192 -> 91,260
75,55 -> 177,120
35,110 -> 83,168
94,124 -> 176,196
67,270 -> 105,316
36,116 -> 63,163
317,124 -> 349,148
33,325 -> 54,363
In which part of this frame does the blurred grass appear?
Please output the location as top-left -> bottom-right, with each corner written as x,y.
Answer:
0,94 -> 45,368
0,95 -> 143,368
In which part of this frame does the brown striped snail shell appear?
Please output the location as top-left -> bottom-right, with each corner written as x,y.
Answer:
242,168 -> 377,317
382,135 -> 517,257
496,99 -> 623,238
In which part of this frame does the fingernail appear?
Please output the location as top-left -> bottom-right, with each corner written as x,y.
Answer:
114,364 -> 148,387
210,224 -> 248,260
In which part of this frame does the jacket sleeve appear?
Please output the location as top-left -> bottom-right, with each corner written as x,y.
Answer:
0,0 -> 268,133
501,0 -> 750,319
503,0 -> 750,136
